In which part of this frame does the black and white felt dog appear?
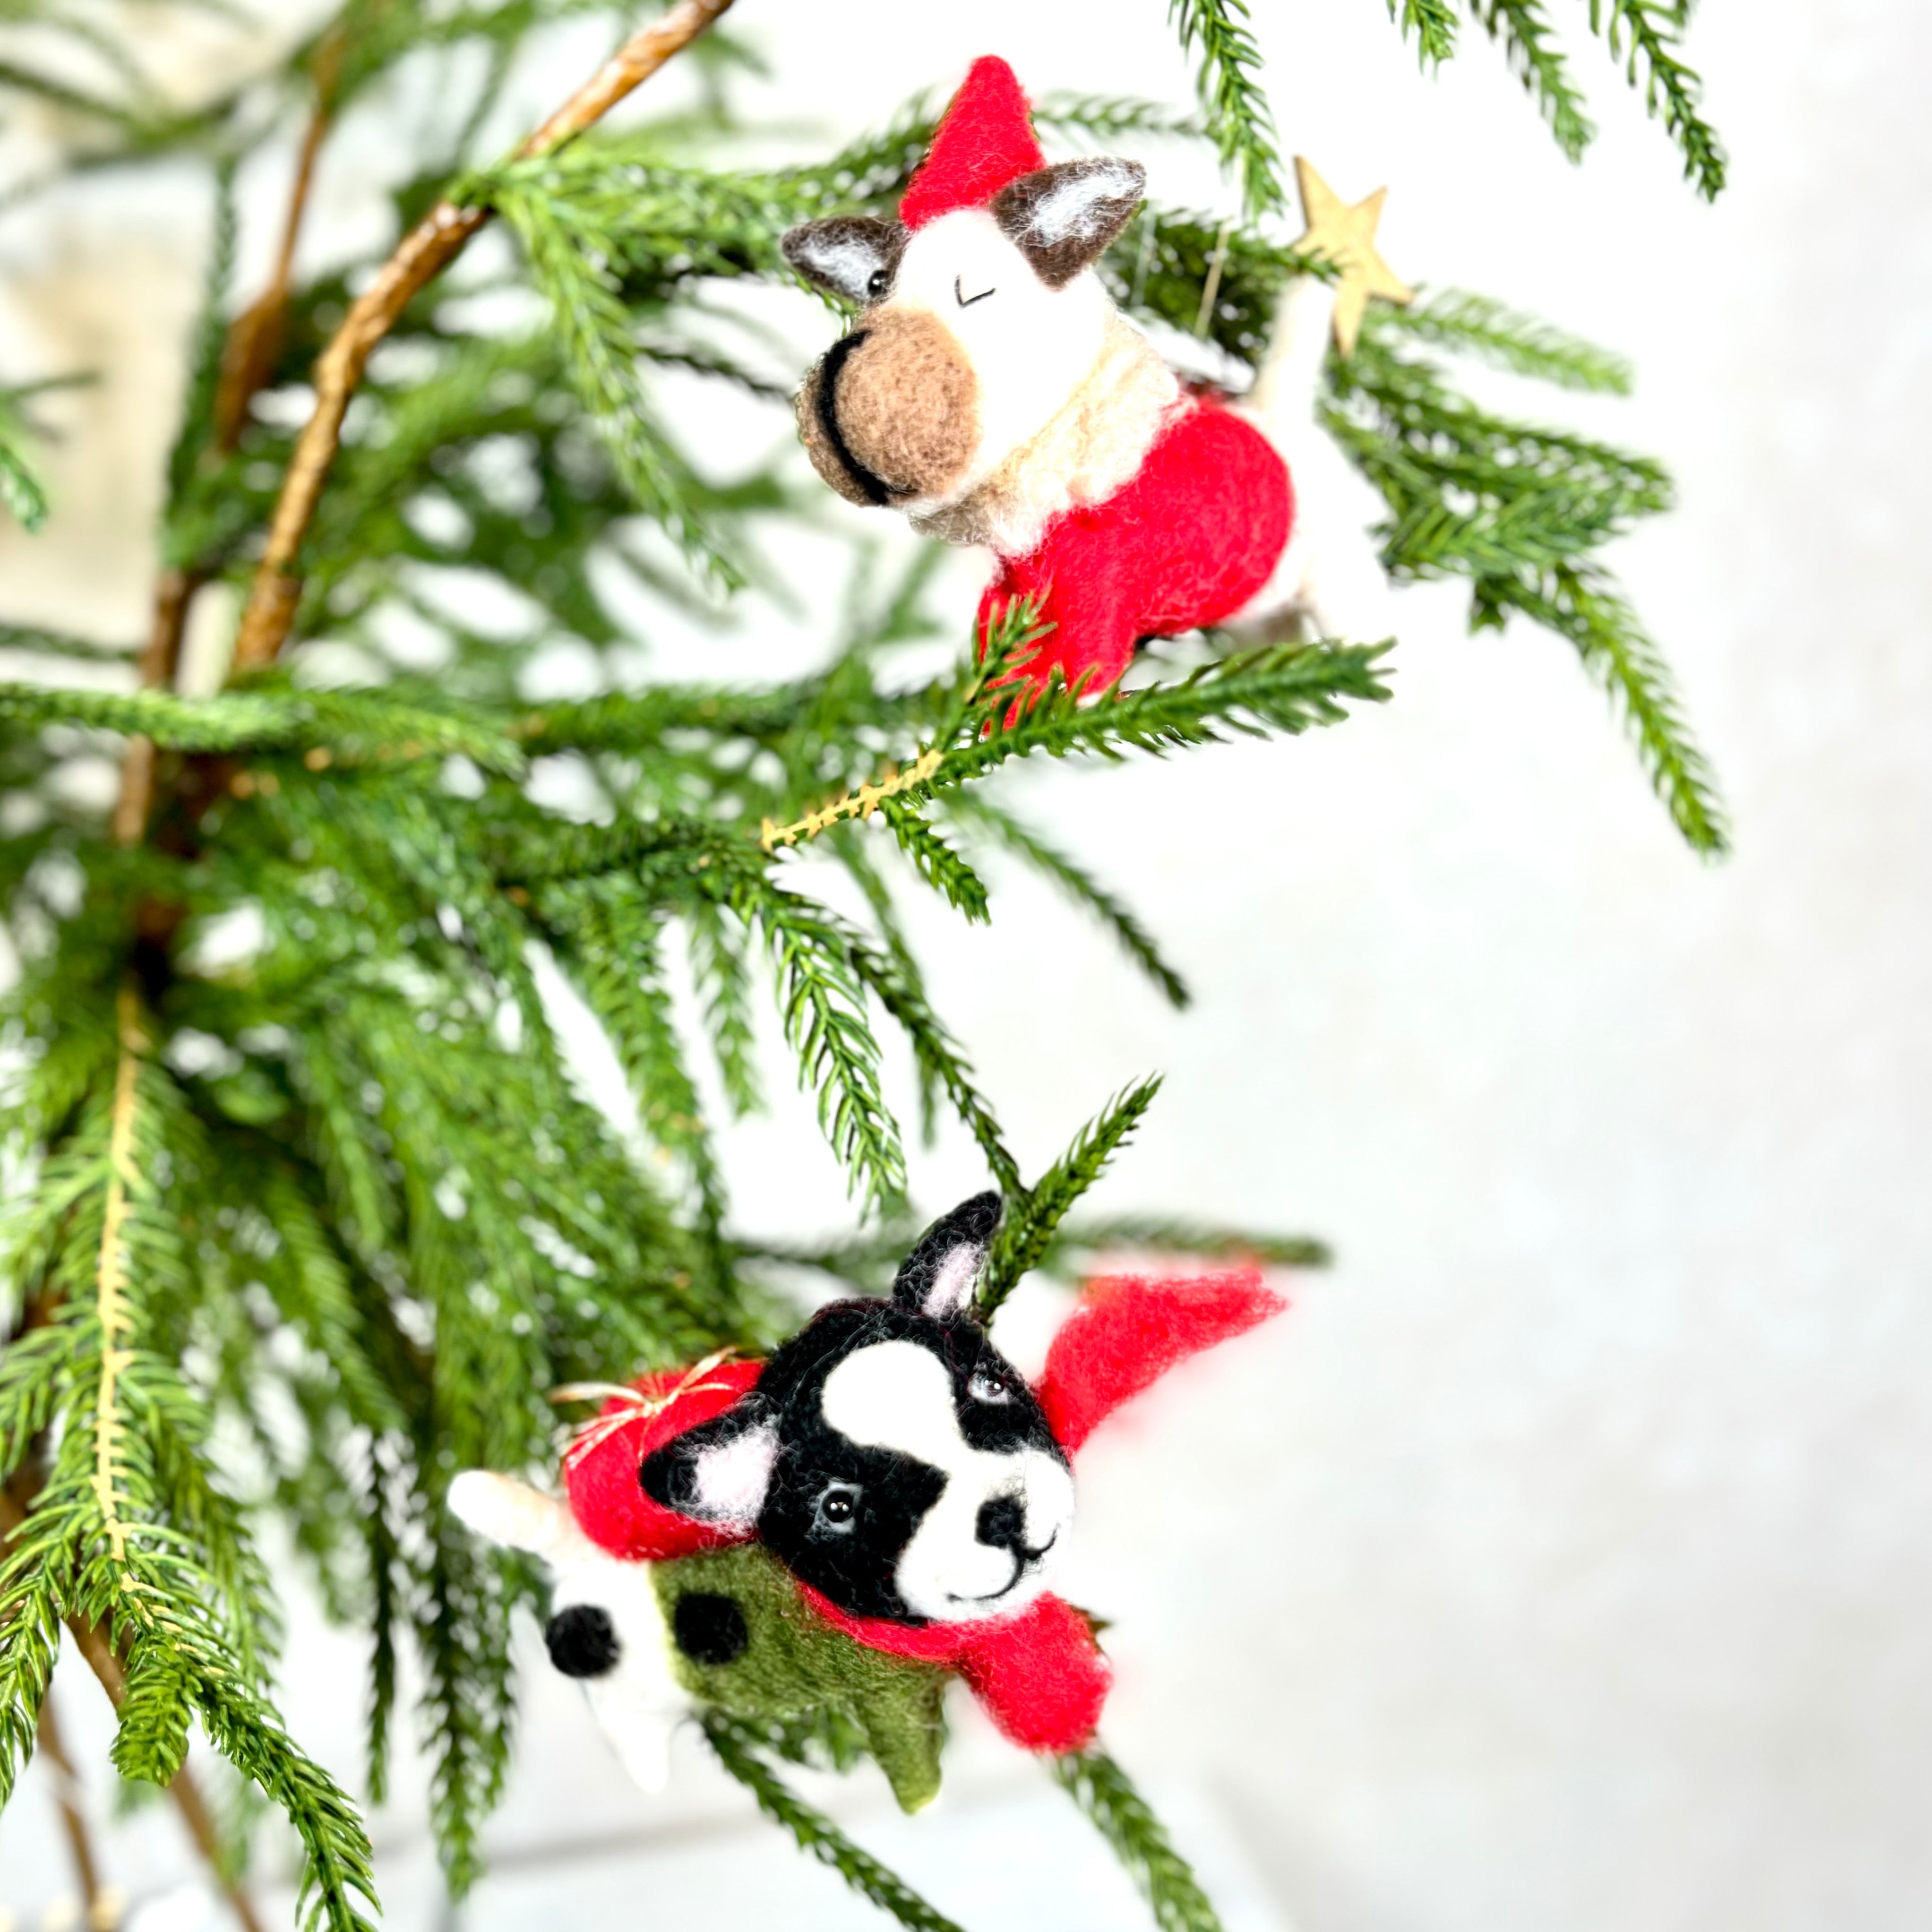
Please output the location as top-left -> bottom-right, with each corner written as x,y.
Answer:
642,1193 -> 1076,1625
455,1191 -> 1284,1766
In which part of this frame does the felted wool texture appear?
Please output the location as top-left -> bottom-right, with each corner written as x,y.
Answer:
647,1294 -> 1073,1626
899,56 -> 1045,232
653,1543 -> 948,1813
808,309 -> 979,505
566,1357 -> 764,1562
989,159 -> 1148,291
780,214 -> 907,307
794,360 -> 875,508
913,310 -> 1181,559
800,1582 -> 1111,1755
1034,1269 -> 1287,1455
978,399 -> 1294,697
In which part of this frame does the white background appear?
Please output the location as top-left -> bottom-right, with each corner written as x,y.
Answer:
1,2 -> 1928,1929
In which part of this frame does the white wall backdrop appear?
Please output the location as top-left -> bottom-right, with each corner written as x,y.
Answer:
1,3 -> 1928,1930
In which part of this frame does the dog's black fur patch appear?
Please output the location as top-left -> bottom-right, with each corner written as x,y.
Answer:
643,1194 -> 1067,1624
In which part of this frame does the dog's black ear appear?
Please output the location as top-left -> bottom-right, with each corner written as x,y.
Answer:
782,216 -> 909,305
640,1394 -> 778,1530
892,1192 -> 1002,1321
991,158 -> 1145,289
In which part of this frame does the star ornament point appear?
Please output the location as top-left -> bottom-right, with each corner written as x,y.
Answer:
1292,156 -> 1414,357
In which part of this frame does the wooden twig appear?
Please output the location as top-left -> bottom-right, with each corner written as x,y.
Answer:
109,567 -> 202,847
35,1689 -> 107,1924
230,0 -> 738,674
112,32 -> 343,849
213,33 -> 344,453
0,1492 -> 266,1932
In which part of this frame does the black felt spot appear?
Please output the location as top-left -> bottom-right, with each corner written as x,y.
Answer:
816,331 -> 894,507
544,1603 -> 619,1679
673,1591 -> 750,1667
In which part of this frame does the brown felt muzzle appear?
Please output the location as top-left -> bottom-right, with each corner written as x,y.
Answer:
795,308 -> 979,509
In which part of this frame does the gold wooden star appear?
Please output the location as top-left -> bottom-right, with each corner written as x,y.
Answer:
1292,156 -> 1413,357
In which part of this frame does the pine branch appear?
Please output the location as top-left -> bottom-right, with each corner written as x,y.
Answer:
706,869 -> 907,1218
1166,0 -> 1286,219
0,621 -> 139,661
878,799 -> 989,925
232,0 -> 740,671
1052,1746 -> 1225,1932
0,681 -> 524,771
0,1486 -> 275,1932
1484,561 -> 1729,854
1033,92 -> 1208,145
703,1714 -> 967,1932
1587,0 -> 1725,198
980,1077 -> 1164,1316
0,378 -> 60,532
1469,0 -> 1596,162
1047,1215 -> 1331,1274
846,930 -> 1022,1199
937,642 -> 1393,786
687,898 -> 763,1117
940,793 -> 1190,1009
1384,0 -> 1460,65
1388,290 -> 1631,394
493,178 -> 733,583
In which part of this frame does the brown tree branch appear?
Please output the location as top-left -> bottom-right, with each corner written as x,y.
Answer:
213,31 -> 345,454
0,1488 -> 266,1932
109,566 -> 203,847
230,0 -> 738,675
111,32 -> 347,851
34,1689 -> 106,1923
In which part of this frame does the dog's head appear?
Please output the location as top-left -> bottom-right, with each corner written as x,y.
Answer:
642,1193 -> 1074,1625
781,57 -> 1144,519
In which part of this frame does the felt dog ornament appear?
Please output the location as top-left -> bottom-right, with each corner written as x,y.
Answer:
780,56 -> 1399,696
451,1193 -> 1282,1809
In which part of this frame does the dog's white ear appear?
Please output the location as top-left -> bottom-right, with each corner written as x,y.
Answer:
449,1471 -> 585,1560
640,1402 -> 779,1530
992,158 -> 1146,289
893,1191 -> 1003,1321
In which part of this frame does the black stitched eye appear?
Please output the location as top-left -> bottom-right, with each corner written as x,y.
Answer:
866,267 -> 890,300
968,1365 -> 1012,1405
816,1483 -> 861,1531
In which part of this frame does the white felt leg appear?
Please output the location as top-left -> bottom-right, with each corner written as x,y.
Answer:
589,1689 -> 682,1794
1230,274 -> 1400,648
1286,427 -> 1401,645
1246,275 -> 1335,430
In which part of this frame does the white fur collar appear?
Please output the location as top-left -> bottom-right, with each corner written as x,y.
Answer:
911,311 -> 1184,560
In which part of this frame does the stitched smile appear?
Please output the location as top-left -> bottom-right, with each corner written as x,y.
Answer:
946,1529 -> 1058,1605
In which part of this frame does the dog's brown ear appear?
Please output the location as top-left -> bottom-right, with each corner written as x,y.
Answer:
782,216 -> 909,305
991,158 -> 1146,289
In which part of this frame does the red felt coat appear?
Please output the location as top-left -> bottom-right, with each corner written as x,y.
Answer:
978,399 -> 1292,696
563,1271 -> 1284,1755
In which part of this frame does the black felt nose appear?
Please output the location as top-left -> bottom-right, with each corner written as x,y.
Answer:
544,1603 -> 619,1679
975,1494 -> 1026,1552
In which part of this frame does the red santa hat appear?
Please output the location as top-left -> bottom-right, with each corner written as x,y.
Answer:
899,56 -> 1047,230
